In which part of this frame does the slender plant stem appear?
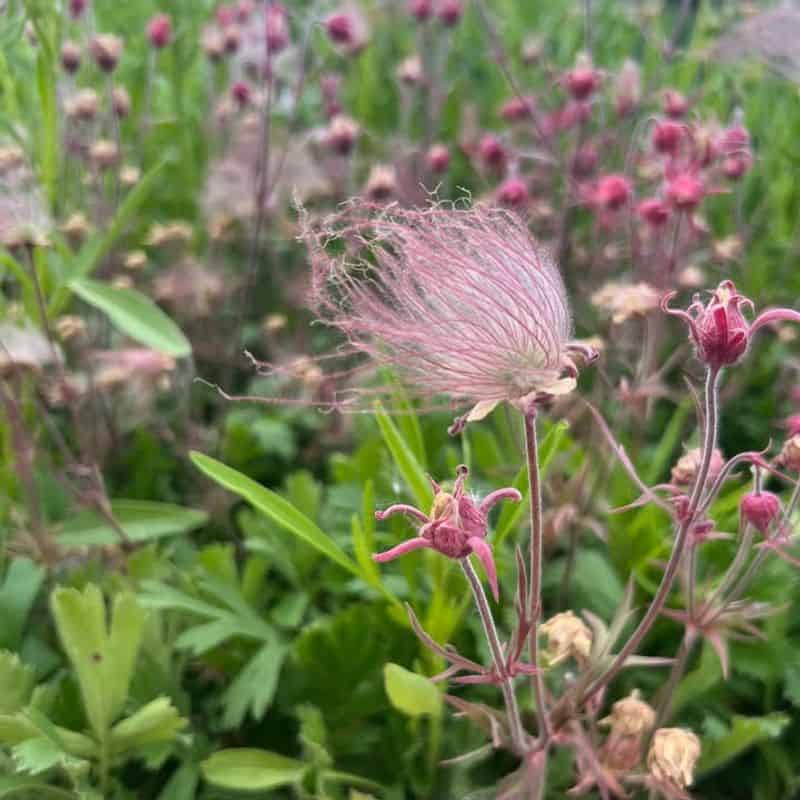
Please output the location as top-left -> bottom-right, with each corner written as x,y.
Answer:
581,368 -> 721,705
523,406 -> 551,745
653,630 -> 696,728
460,557 -> 528,755
701,526 -> 754,620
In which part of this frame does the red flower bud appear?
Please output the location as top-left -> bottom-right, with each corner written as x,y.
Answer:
408,0 -> 433,21
265,3 -> 290,53
652,119 -> 684,155
662,89 -> 688,118
437,0 -> 462,26
570,143 -> 598,179
147,13 -> 172,49
230,80 -> 251,107
741,491 -> 781,534
60,40 -> 82,74
425,143 -> 450,173
500,95 -> 535,123
638,197 -> 671,227
497,177 -> 529,207
666,172 -> 704,211
70,0 -> 88,18
325,13 -> 353,44
478,134 -> 507,174
565,62 -> 601,101
594,174 -> 631,211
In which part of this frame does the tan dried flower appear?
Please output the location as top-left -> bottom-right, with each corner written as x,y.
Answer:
540,610 -> 592,665
119,165 -> 140,186
90,33 -> 123,72
56,315 -> 87,341
779,434 -> 800,472
124,250 -> 148,270
671,447 -> 725,486
363,164 -> 396,201
146,221 -> 193,248
600,690 -> 656,737
89,139 -> 120,170
64,88 -> 100,121
263,313 -> 287,335
591,281 -> 661,324
111,86 -> 131,118
647,727 -> 701,788
396,55 -> 423,85
60,212 -> 92,245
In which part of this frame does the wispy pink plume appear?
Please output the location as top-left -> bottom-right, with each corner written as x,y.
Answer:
305,201 -> 583,410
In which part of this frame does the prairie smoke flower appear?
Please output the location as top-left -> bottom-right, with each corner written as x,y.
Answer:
60,40 -> 81,74
614,58 -> 641,117
500,95 -> 535,123
652,119 -> 684,155
638,198 -> 671,227
600,690 -> 655,738
265,3 -> 290,53
436,0 -> 463,26
408,0 -> 433,22
593,174 -> 631,211
306,203 -> 591,422
564,53 -> 601,101
740,490 -> 781,534
662,89 -> 688,118
477,134 -> 508,174
496,176 -> 529,208
647,728 -> 701,791
663,280 -> 800,370
324,115 -> 359,156
324,6 -> 368,55
425,143 -> 450,173
670,447 -> 724,486
363,164 -> 396,200
90,34 -> 123,72
665,171 -> 705,211
591,281 -> 661,324
373,465 -> 520,600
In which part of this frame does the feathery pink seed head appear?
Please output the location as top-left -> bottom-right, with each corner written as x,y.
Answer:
305,202 -> 583,410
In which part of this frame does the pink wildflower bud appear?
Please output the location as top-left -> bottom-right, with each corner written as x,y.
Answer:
614,58 -> 641,117
663,280 -> 800,370
564,54 -> 601,101
662,89 -> 688,118
408,0 -> 433,21
638,197 -> 671,227
723,152 -> 753,180
478,134 -> 507,174
70,0 -> 88,18
265,3 -> 290,53
237,0 -> 255,21
425,143 -> 450,173
741,491 -> 781,534
437,0 -> 462,26
372,466 -> 521,601
325,114 -> 359,155
558,100 -> 592,130
570,143 -> 598,179
216,4 -> 237,26
671,447 -> 724,486
223,24 -> 241,53
90,34 -> 123,73
230,81 -> 251,107
594,174 -> 631,211
363,164 -> 396,200
497,176 -> 529,208
666,172 -> 704,210
147,14 -> 172,49
720,124 -> 750,154
500,95 -> 535,123
60,40 -> 82,74
325,12 -> 353,44
779,435 -> 800,472
652,119 -> 684,155
111,86 -> 131,118
785,414 -> 800,436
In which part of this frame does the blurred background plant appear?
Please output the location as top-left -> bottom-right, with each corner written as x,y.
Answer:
1,0 -> 800,797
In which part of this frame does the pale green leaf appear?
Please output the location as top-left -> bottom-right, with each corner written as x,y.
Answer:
383,663 -> 441,718
69,278 -> 190,357
200,748 -> 307,791
110,697 -> 186,755
0,651 -> 35,714
698,713 -> 789,776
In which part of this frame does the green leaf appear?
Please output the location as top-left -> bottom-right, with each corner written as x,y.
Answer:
698,713 -> 790,776
383,663 -> 441,718
69,278 -> 190,357
50,586 -> 145,737
220,641 -> 288,728
0,558 -> 45,650
672,644 -> 724,716
200,748 -> 307,791
190,452 -> 360,576
374,403 -> 433,510
0,652 -> 35,714
110,697 -> 186,755
12,737 -> 85,776
57,500 -> 207,547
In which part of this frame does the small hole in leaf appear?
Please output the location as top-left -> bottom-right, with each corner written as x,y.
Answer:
92,652 -> 102,663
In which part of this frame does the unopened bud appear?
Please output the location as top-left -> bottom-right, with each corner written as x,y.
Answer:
740,491 -> 781,534
90,34 -> 123,72
89,139 -> 120,170
61,40 -> 82,74
671,447 -> 724,486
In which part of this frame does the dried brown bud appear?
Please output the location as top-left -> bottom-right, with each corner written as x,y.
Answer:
146,221 -> 193,249
396,55 -> 423,85
0,145 -> 26,176
124,250 -> 148,270
600,690 -> 656,737
671,447 -> 724,486
65,89 -> 100,121
61,40 -> 82,73
89,139 -> 120,169
540,611 -> 592,665
264,313 -> 287,335
119,165 -> 140,187
90,34 -> 123,72
591,281 -> 661,324
56,315 -> 87,341
647,728 -> 701,788
60,212 -> 92,245
364,164 -> 396,201
779,434 -> 800,472
111,86 -> 131,118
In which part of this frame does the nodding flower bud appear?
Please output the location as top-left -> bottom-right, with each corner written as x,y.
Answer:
425,143 -> 450,173
230,80 -> 251,107
785,414 -> 800,436
594,174 -> 631,211
497,176 -> 529,208
408,0 -> 433,21
364,164 -> 396,201
147,14 -> 172,49
90,34 -> 123,72
265,3 -> 290,53
223,24 -> 241,53
662,89 -> 688,118
540,611 -> 592,666
779,434 -> 800,472
564,53 -> 601,101
89,139 -> 120,170
325,114 -> 359,155
500,95 -> 535,123
111,86 -> 131,118
614,58 -> 641,117
325,12 -> 353,44
647,728 -> 701,789
202,28 -> 225,61
570,143 -> 598,179
670,447 -> 724,486
65,88 -> 100,121
437,0 -> 463,26
396,55 -> 423,86
666,172 -> 705,210
638,197 -> 671,227
740,491 -> 781,534
60,40 -> 82,74
70,0 -> 88,18
478,134 -> 507,174
237,0 -> 255,20
652,119 -> 684,155
600,690 -> 656,737
722,151 -> 753,180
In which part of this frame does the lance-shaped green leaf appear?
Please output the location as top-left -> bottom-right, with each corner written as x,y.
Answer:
0,651 -> 35,714
383,663 -> 441,718
110,697 -> 186,755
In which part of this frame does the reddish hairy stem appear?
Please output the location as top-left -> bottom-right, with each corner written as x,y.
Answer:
580,367 -> 721,706
460,557 -> 528,756
524,407 -> 551,745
